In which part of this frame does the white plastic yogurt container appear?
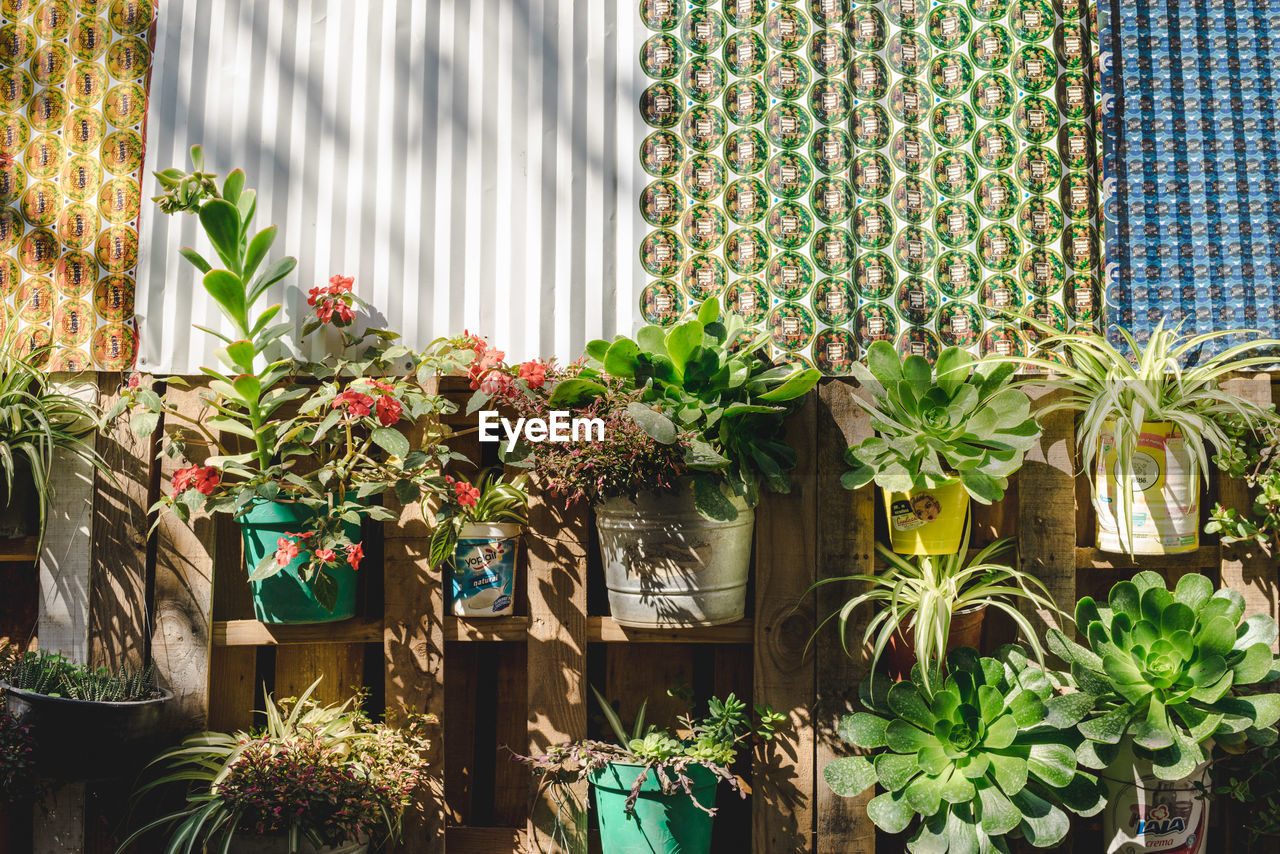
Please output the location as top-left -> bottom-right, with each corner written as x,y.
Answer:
450,522 -> 521,617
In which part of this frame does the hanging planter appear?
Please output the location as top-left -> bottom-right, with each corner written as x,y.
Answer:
881,477 -> 970,556
596,479 -> 754,628
1094,420 -> 1199,555
590,762 -> 717,854
226,836 -> 368,854
240,500 -> 361,625
1100,740 -> 1209,854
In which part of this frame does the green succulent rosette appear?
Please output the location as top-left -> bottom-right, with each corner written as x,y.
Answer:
825,647 -> 1105,853
1046,571 -> 1280,781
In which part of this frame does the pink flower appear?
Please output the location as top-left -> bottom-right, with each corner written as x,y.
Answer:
126,372 -> 141,390
172,465 -> 220,496
478,370 -> 512,395
518,359 -> 547,388
274,537 -> 300,566
306,286 -> 325,307
460,330 -> 487,355
315,297 -> 355,325
454,481 -> 480,508
315,548 -> 336,563
367,379 -> 395,393
346,542 -> 364,571
332,390 -> 375,418
375,395 -> 402,427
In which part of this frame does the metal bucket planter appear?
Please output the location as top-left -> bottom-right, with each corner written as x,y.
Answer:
1101,740 -> 1209,853
227,836 -> 368,854
1,682 -> 171,779
881,478 -> 970,555
589,762 -> 717,854
595,482 -> 753,628
450,522 -> 521,617
1094,421 -> 1200,555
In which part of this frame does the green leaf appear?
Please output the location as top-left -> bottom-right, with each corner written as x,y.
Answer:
903,771 -> 945,817
692,476 -> 738,521
248,552 -> 284,581
696,297 -> 720,325
885,719 -> 936,753
1010,788 -> 1068,847
866,791 -> 914,835
1197,616 -> 1237,658
887,683 -> 936,731
1236,614 -> 1279,652
1078,704 -> 1133,745
837,712 -> 888,749
179,247 -> 212,274
1045,692 -> 1095,729
874,751 -> 920,792
202,269 -> 248,333
547,378 -> 607,406
1233,642 -> 1275,684
603,339 -> 641,378
976,781 -> 1020,836
371,427 -> 410,459
823,756 -> 878,798
635,325 -> 668,356
242,225 -> 277,282
198,199 -> 243,272
626,402 -> 677,444
983,715 -> 1018,750
665,321 -> 702,374
245,256 -> 297,305
758,367 -> 821,402
1173,572 -> 1214,612
864,341 -> 902,386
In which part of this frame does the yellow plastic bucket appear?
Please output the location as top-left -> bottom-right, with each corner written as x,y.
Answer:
1094,421 -> 1200,555
882,478 -> 970,555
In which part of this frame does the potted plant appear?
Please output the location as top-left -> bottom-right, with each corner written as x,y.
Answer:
429,469 -> 529,617
520,687 -> 784,854
842,341 -> 1042,555
1007,318 -> 1280,556
824,646 -> 1105,853
1206,410 -> 1280,547
0,650 -> 170,778
0,340 -> 105,550
114,147 -> 474,623
467,299 -> 820,627
1194,739 -> 1280,847
1045,571 -> 1280,849
810,521 -> 1060,685
121,680 -> 434,854
0,647 -> 40,841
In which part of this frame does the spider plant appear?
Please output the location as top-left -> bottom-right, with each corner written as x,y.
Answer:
0,339 -> 105,550
810,520 -> 1060,692
1005,316 -> 1280,555
428,468 -> 530,569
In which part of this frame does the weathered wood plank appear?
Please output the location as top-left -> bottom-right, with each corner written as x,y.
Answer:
606,643 -> 696,737
753,393 -> 818,854
1074,545 -> 1222,571
215,617 -> 384,646
814,379 -> 876,854
443,827 -> 523,853
492,642 -> 530,827
1220,375 -> 1279,650
273,642 -> 365,706
526,495 -> 588,854
1017,386 -> 1076,637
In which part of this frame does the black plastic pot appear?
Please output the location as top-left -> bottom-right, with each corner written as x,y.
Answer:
0,682 -> 172,779
0,464 -> 38,540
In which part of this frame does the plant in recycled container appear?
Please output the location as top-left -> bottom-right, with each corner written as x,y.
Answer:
1206,409 -> 1280,548
427,469 -> 529,569
109,146 -> 477,617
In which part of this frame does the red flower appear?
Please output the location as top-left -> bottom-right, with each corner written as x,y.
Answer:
126,372 -> 141,390
315,297 -> 355,326
306,286 -> 325,306
367,379 -> 395,393
332,390 -> 375,417
315,548 -> 336,563
327,274 -> 354,294
478,370 -> 512,395
274,536 -> 300,566
461,330 -> 487,355
172,465 -> 220,496
346,541 -> 364,571
454,481 -> 480,508
375,394 -> 402,427
518,359 -> 547,389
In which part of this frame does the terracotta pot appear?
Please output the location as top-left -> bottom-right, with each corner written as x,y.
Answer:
885,605 -> 986,681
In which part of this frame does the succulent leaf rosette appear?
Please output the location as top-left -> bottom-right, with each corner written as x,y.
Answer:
1046,571 -> 1280,780
843,341 -> 1042,504
825,647 -> 1104,853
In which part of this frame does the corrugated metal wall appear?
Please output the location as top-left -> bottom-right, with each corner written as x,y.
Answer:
136,0 -> 644,374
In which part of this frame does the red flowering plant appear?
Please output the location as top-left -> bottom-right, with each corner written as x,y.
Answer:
109,147 -> 478,610
427,468 -> 529,569
123,679 -> 435,852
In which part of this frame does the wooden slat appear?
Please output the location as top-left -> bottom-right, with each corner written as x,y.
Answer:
606,643 -> 696,737
447,616 -> 531,642
445,644 -> 479,826
383,474 -> 444,854
814,380 -> 876,854
753,394 -> 818,854
1220,375 -> 1279,650
214,617 -> 384,646
526,495 -> 588,854
274,642 -> 365,706
492,642 -> 530,826
206,433 -> 256,732
1075,545 -> 1222,571
0,537 -> 39,562
444,827 -> 523,854
1016,386 -> 1076,637
440,615 -> 756,643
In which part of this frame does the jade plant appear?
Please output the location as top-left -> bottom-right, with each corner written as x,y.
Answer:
1046,571 -> 1280,780
825,646 -> 1104,852
554,298 -> 821,520
843,341 -> 1041,504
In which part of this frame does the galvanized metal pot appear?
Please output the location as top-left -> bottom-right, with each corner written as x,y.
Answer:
595,480 -> 753,628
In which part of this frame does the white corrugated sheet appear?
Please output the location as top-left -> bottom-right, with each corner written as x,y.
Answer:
136,0 -> 644,373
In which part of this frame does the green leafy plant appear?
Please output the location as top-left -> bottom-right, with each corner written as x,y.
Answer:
809,521 -> 1060,690
2,650 -> 158,702
0,695 -> 38,805
1206,410 -> 1280,548
842,341 -> 1042,504
558,298 -> 821,520
1046,571 -> 1280,781
518,686 -> 784,815
1005,317 -> 1280,555
1194,739 -> 1280,845
825,646 -> 1104,853
120,679 -> 435,854
0,340 -> 105,550
428,469 -> 529,569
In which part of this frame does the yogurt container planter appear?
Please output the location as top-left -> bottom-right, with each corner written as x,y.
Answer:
450,521 -> 522,617
1094,421 -> 1199,555
596,481 -> 753,628
880,478 -> 969,555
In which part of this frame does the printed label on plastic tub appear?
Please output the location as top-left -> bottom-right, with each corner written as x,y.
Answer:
1104,762 -> 1208,854
450,529 -> 519,617
1095,421 -> 1200,555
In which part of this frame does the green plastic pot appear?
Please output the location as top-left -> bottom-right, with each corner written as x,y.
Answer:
238,500 -> 360,624
589,761 -> 718,854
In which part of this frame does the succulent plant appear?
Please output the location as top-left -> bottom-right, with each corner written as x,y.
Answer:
1046,571 -> 1280,780
825,647 -> 1104,853
843,342 -> 1042,504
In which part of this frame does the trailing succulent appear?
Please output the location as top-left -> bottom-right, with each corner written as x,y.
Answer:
825,647 -> 1103,853
556,298 -> 820,520
1046,571 -> 1280,780
843,342 -> 1041,504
